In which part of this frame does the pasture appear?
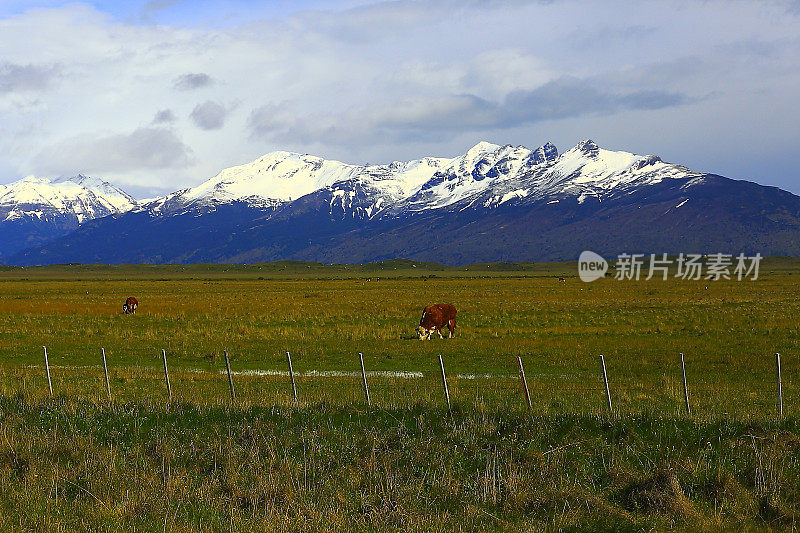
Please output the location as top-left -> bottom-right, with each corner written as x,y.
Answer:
1,259 -> 800,530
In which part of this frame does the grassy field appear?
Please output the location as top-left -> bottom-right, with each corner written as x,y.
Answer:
1,259 -> 799,530
2,400 -> 799,531
1,258 -> 798,415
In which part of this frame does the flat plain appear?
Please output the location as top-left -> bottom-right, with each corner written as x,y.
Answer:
1,259 -> 799,530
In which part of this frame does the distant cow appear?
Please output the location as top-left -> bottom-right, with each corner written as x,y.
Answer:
122,296 -> 138,314
417,304 -> 457,340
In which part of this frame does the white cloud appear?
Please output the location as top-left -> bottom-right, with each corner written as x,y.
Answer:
0,1 -> 798,195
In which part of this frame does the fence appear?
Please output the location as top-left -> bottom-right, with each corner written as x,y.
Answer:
9,345 -> 789,418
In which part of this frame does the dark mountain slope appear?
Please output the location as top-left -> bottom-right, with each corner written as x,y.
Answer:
11,174 -> 800,266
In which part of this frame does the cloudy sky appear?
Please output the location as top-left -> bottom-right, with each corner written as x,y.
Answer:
0,0 -> 798,197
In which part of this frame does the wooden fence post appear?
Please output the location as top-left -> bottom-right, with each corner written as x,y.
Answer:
680,352 -> 691,416
599,355 -> 612,413
286,351 -> 298,402
517,356 -> 531,409
162,349 -> 172,403
359,352 -> 371,406
102,347 -> 111,403
43,346 -> 53,398
776,352 -> 783,418
438,354 -> 451,411
224,350 -> 235,402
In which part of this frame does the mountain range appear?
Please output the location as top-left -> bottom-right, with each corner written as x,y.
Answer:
2,139 -> 799,265
0,175 -> 136,262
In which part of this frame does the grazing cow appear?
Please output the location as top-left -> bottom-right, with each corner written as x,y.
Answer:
122,296 -> 138,314
416,304 -> 457,340
558,277 -> 566,282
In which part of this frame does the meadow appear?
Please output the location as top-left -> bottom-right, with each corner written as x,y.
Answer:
1,259 -> 799,530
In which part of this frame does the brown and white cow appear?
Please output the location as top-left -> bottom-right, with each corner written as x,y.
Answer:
122,296 -> 138,314
416,304 -> 457,340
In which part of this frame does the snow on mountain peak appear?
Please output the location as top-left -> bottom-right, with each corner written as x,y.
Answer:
525,140 -> 702,205
393,139 -> 706,213
156,150 -> 457,215
575,139 -> 600,157
62,174 -> 104,188
402,141 -> 558,211
154,141 -> 571,217
0,139 -> 729,264
558,140 -> 638,176
142,139 -> 703,220
0,175 -> 136,223
529,142 -> 559,165
465,141 -> 502,157
157,151 -> 362,213
19,175 -> 51,184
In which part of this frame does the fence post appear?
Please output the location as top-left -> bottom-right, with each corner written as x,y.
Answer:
517,356 -> 531,409
162,349 -> 172,403
43,346 -> 53,398
680,352 -> 691,416
359,352 -> 371,406
102,347 -> 112,404
438,354 -> 451,411
286,351 -> 298,402
776,352 -> 783,418
224,350 -> 235,402
599,355 -> 612,413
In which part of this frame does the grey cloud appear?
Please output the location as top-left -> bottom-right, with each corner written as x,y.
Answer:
248,77 -> 690,145
503,77 -> 690,123
605,57 -> 709,91
0,62 -> 61,93
247,103 -> 299,139
190,101 -> 227,130
615,90 -> 689,110
152,109 -> 177,124
173,73 -> 213,91
567,24 -> 654,51
35,127 -> 193,174
717,39 -> 783,58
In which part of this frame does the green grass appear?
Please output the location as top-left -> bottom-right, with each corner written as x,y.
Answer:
1,398 -> 798,531
1,259 -> 798,417
1,260 -> 800,530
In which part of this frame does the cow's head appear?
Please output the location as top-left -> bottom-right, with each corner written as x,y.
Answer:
416,326 -> 430,340
122,304 -> 128,314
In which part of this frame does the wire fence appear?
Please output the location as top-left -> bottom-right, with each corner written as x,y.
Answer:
0,347 -> 794,419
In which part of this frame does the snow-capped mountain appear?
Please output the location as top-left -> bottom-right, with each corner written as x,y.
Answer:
144,140 -> 565,219
395,141 -> 560,213
6,140 -> 800,265
0,174 -> 135,223
396,139 -> 700,213
151,138 -> 697,221
147,151 -> 451,217
0,175 -> 136,260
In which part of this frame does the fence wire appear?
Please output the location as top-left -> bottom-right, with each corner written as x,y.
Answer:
0,352 -> 794,420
